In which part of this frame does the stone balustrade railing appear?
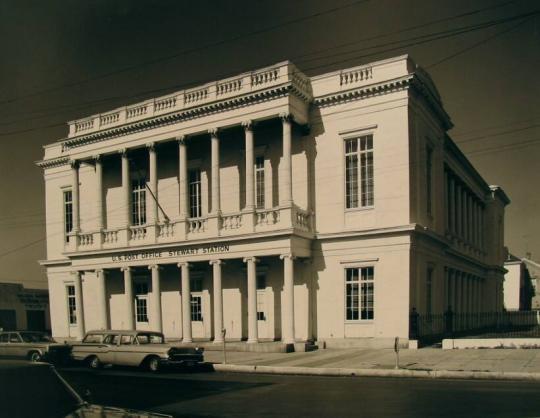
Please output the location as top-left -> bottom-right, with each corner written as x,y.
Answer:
65,205 -> 314,253
130,226 -> 147,241
188,217 -> 207,234
67,61 -> 307,138
256,208 -> 280,226
221,213 -> 242,230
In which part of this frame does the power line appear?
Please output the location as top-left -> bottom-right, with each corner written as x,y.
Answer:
2,10 -> 537,138
0,1 -> 524,127
425,16 -> 532,69
0,0 -> 370,106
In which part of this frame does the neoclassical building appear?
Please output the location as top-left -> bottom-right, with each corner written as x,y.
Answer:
38,55 -> 509,348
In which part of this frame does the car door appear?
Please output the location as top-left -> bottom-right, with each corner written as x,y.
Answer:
0,333 -> 9,357
113,334 -> 135,366
8,333 -> 24,357
99,334 -> 119,364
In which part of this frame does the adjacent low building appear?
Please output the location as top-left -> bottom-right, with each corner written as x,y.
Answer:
0,283 -> 50,331
37,55 -> 509,347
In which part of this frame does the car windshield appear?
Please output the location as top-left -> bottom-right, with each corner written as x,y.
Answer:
19,332 -> 53,343
136,333 -> 164,344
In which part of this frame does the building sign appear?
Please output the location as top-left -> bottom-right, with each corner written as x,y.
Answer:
111,243 -> 231,262
17,292 -> 49,310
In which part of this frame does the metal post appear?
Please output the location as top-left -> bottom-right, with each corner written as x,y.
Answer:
394,337 -> 400,369
221,328 -> 227,364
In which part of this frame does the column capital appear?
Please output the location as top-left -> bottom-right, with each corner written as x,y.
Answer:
95,269 -> 106,275
93,154 -> 102,163
70,270 -> 81,277
118,148 -> 129,157
279,253 -> 296,260
242,120 -> 253,131
209,259 -> 223,266
69,159 -> 79,169
176,135 -> 187,144
243,256 -> 258,264
208,127 -> 219,137
279,112 -> 293,123
177,262 -> 191,269
120,266 -> 132,272
146,142 -> 155,151
148,264 -> 162,271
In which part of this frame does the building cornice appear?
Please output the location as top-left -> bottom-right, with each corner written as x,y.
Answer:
35,156 -> 70,169
59,79 -> 311,152
313,75 -> 413,107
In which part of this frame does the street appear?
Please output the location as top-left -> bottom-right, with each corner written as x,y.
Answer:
57,366 -> 540,418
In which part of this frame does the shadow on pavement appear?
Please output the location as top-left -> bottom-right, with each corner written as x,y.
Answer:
58,363 -> 271,412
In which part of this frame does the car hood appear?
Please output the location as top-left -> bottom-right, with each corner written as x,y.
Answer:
66,403 -> 171,417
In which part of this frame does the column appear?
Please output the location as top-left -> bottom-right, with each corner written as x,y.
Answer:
449,177 -> 455,235
280,113 -> 293,205
451,270 -> 458,312
178,137 -> 188,219
149,265 -> 162,333
94,155 -> 104,231
281,253 -> 295,344
210,260 -> 224,343
244,257 -> 258,343
70,160 -> 80,233
120,150 -> 131,228
455,184 -> 462,239
179,262 -> 192,343
456,272 -> 462,314
462,189 -> 467,240
210,129 -> 221,214
243,121 -> 255,211
444,268 -> 449,310
72,271 -> 85,340
122,267 -> 135,330
444,171 -> 449,233
148,143 -> 158,225
96,269 -> 108,330
467,193 -> 474,243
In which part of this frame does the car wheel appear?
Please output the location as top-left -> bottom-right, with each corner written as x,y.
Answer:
29,351 -> 42,362
147,356 -> 160,373
87,356 -> 101,370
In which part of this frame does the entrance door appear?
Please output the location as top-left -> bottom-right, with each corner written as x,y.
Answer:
190,295 -> 204,338
26,310 -> 46,331
0,310 -> 16,331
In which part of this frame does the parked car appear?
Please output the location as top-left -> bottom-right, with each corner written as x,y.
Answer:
70,330 -> 204,372
0,360 -> 171,417
0,330 -> 71,364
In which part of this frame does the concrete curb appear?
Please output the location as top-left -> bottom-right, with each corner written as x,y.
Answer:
213,364 -> 540,381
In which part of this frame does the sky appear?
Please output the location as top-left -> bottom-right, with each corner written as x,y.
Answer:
0,0 -> 539,289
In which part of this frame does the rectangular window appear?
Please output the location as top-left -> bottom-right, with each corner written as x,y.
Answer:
191,296 -> 202,321
426,268 -> 433,315
190,277 -> 203,292
345,267 -> 374,320
255,156 -> 265,209
426,146 -> 433,215
66,285 -> 77,325
257,296 -> 266,321
189,169 -> 202,218
63,190 -> 73,243
132,178 -> 147,226
345,135 -> 374,209
135,282 -> 149,323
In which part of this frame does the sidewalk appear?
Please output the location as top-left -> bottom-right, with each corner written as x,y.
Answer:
204,347 -> 540,381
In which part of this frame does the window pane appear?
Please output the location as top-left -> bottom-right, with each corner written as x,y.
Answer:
345,154 -> 358,209
189,169 -> 202,218
255,156 -> 265,209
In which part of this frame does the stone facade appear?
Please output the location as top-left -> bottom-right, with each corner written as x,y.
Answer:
38,55 -> 509,347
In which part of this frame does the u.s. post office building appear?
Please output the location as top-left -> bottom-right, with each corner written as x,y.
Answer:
38,55 -> 509,349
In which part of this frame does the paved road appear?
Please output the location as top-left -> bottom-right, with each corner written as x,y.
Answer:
57,366 -> 540,418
